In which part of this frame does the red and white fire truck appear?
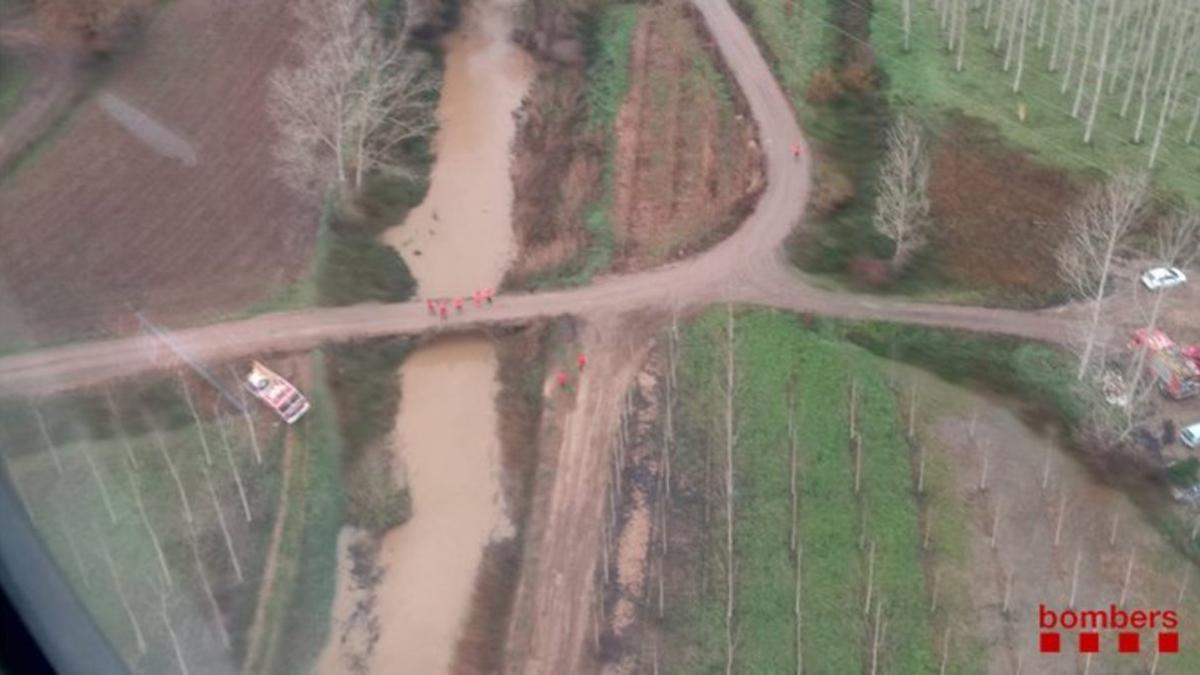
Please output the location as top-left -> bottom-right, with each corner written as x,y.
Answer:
245,361 -> 310,424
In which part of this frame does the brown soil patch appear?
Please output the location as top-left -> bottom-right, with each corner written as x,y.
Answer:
0,0 -> 318,344
612,0 -> 762,271
505,10 -> 599,287
906,365 -> 1200,674
929,119 -> 1081,297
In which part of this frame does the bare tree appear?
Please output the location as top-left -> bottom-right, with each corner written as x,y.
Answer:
873,115 -> 931,271
1059,0 -> 1082,93
1071,0 -> 1100,118
94,521 -> 146,654
903,0 -> 913,53
722,304 -> 737,675
270,0 -> 440,200
126,467 -> 172,588
1148,8 -> 1194,167
1049,0 -> 1069,72
1118,209 -> 1200,427
32,405 -> 63,474
1057,172 -> 1148,380
1134,0 -> 1173,143
202,463 -> 243,583
1082,0 -> 1115,143
214,403 -> 251,522
1011,0 -> 1035,92
1121,0 -> 1162,118
146,414 -> 194,524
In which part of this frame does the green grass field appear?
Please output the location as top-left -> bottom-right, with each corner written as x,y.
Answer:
4,387 -> 285,672
873,1 -> 1200,204
665,309 -> 956,672
734,0 -> 839,134
0,55 -> 30,127
0,360 -> 353,675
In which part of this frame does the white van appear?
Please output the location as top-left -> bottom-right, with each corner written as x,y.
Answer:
1182,423 -> 1200,449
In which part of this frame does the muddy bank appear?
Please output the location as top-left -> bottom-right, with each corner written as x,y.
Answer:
451,320 -> 558,673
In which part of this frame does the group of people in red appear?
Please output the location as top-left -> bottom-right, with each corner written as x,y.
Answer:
554,353 -> 588,391
425,287 -> 494,319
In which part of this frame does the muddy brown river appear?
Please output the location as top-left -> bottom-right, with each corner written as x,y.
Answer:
320,2 -> 532,673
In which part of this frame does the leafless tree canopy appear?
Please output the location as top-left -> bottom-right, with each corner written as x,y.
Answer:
1056,171 -> 1148,380
269,0 -> 440,200
873,114 -> 931,270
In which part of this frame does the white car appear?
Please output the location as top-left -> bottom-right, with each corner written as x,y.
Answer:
1182,422 -> 1200,449
1141,267 -> 1187,291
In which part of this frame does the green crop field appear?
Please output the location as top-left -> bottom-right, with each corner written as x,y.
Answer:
663,309 -> 982,672
0,364 -> 345,675
873,0 -> 1200,203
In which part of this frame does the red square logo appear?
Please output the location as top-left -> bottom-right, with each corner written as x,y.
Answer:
1118,632 -> 1140,653
1159,632 -> 1179,653
1040,632 -> 1061,653
1079,632 -> 1100,653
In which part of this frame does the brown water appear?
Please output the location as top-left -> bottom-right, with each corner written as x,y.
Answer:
320,2 -> 531,673
382,0 -> 532,295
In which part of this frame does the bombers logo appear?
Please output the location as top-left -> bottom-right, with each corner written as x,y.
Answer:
1038,604 -> 1180,654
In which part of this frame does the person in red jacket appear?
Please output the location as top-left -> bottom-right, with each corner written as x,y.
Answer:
483,287 -> 494,305
556,371 -> 569,389
577,353 -> 588,371
453,297 -> 464,313
438,303 -> 449,320
426,298 -> 436,315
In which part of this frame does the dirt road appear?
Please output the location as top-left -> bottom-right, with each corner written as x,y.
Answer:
0,0 -> 1078,401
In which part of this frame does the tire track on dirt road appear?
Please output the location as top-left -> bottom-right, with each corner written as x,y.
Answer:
502,313 -> 661,675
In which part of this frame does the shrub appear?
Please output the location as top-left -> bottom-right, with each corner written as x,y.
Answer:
805,67 -> 844,104
839,44 -> 876,94
848,255 -> 892,287
1167,458 -> 1200,488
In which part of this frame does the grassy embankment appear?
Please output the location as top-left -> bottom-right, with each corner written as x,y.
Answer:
663,309 -> 974,673
255,354 -> 346,675
517,3 -> 637,288
453,322 -> 556,673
